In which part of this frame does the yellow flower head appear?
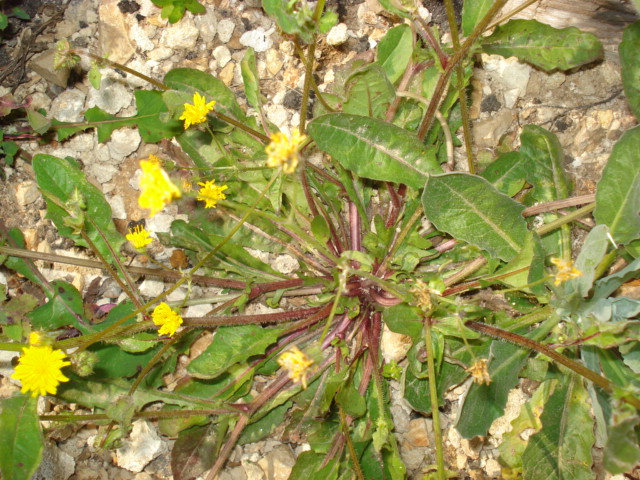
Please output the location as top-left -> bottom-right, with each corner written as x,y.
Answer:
466,358 -> 491,385
265,128 -> 307,174
138,157 -> 181,217
12,345 -> 71,397
126,224 -> 153,250
29,331 -> 46,346
277,346 -> 314,389
151,302 -> 183,337
550,258 -> 582,286
179,92 -> 216,129
197,180 -> 228,209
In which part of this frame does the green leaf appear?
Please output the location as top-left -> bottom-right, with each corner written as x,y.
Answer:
572,225 -> 610,298
620,21 -> 640,120
239,401 -> 292,444
456,338 -> 527,437
241,48 -> 261,109
480,151 -> 526,197
342,64 -> 396,119
33,154 -> 125,268
289,451 -> 339,479
604,409 -> 640,474
83,90 -> 182,143
0,14 -> 7,30
29,280 -> 85,331
519,125 -> 570,204
462,0 -> 493,36
0,396 -> 43,480
522,375 -> 595,480
88,63 -> 102,90
594,125 -> 640,245
519,125 -> 570,257
26,108 -> 50,135
308,113 -> 441,189
498,380 -> 555,473
481,19 -> 603,72
188,324 -> 286,379
422,173 -> 528,262
376,24 -> 413,83
262,0 -> 316,43
310,215 -> 331,244
170,425 -> 216,480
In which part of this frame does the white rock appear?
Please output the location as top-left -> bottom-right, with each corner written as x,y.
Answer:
194,9 -> 217,43
185,303 -> 213,318
482,54 -> 531,108
381,324 -> 412,363
241,459 -> 265,480
50,89 -> 86,122
107,128 -> 141,160
256,445 -> 295,480
161,17 -> 199,49
326,23 -> 348,46
33,443 -> 75,480
15,181 -> 40,207
88,78 -> 134,115
217,19 -> 235,43
146,212 -> 174,233
265,104 -> 289,130
89,163 -> 117,184
148,46 -> 173,61
98,1 -> 135,64
240,27 -> 274,53
129,23 -> 155,51
266,48 -> 284,76
115,420 -> 163,472
272,254 -> 298,274
213,45 -> 232,69
107,194 -> 127,219
139,279 -> 165,298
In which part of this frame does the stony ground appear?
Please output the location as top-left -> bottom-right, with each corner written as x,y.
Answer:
0,0 -> 637,479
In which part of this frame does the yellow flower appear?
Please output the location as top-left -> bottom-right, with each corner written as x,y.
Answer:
179,92 -> 216,129
138,157 -> 181,217
147,154 -> 161,165
550,257 -> 582,286
197,180 -> 228,209
277,346 -> 314,389
29,331 -> 46,346
466,358 -> 491,385
11,345 -> 70,397
151,302 -> 183,337
126,224 -> 153,249
265,128 -> 307,174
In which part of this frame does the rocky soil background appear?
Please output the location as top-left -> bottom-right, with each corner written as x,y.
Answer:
0,0 -> 637,479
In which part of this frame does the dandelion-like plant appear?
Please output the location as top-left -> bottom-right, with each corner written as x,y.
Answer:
138,156 -> 182,217
12,345 -> 71,397
265,128 -> 307,174
197,180 -> 228,209
179,92 -> 216,129
151,302 -> 184,337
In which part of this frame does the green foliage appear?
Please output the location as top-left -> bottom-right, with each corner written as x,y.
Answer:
0,396 -> 43,480
3,2 -> 640,479
151,0 -> 205,23
620,21 -> 640,120
481,19 -> 604,72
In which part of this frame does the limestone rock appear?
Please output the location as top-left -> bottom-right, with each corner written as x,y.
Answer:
99,0 -> 135,64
